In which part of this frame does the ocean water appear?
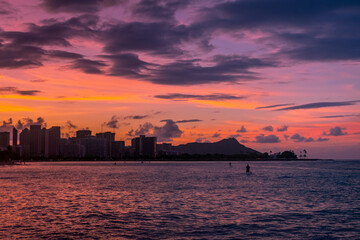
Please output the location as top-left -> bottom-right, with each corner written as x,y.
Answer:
0,160 -> 359,239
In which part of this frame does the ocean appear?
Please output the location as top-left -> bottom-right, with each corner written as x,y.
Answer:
0,160 -> 359,239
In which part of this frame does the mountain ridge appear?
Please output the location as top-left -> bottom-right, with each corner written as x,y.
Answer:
172,138 -> 260,155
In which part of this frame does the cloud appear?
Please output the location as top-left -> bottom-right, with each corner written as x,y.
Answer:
0,1 -> 12,15
0,86 -> 41,96
102,53 -> 150,77
1,15 -> 99,47
317,137 -> 329,142
1,118 -> 12,127
323,126 -> 348,136
155,93 -> 246,101
262,125 -> 274,132
15,120 -> 23,130
255,134 -> 280,143
71,58 -> 107,74
236,126 -> 247,133
275,100 -> 360,111
175,119 -> 202,123
319,114 -> 358,119
291,133 -> 314,142
18,117 -> 46,129
153,120 -> 183,141
65,120 -> 77,129
277,125 -> 288,132
30,79 -> 47,83
41,0 -> 126,13
196,0 -> 360,62
146,55 -> 277,85
132,0 -> 190,21
131,122 -> 154,136
102,21 -> 189,56
0,44 -> 45,68
256,103 -> 294,109
212,132 -> 221,138
103,115 -> 120,129
48,50 -> 83,59
124,115 -> 149,120
228,134 -> 241,138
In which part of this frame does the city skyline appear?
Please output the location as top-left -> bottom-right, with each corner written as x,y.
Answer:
1,1 -> 360,159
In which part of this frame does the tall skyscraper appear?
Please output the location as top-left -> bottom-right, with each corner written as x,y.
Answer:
96,132 -> 115,158
76,130 -> 92,138
45,126 -> 61,158
132,135 -> 157,157
0,132 -> 10,150
41,127 -> 46,157
30,125 -> 41,157
20,128 -> 30,155
12,127 -> 17,146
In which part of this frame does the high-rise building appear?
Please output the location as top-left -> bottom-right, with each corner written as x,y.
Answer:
0,132 -> 10,150
60,138 -> 85,158
77,136 -> 108,158
20,128 -> 30,155
132,135 -> 157,157
96,132 -> 115,141
111,141 -> 125,158
96,132 -> 115,157
41,127 -> 46,157
45,126 -> 61,158
13,127 -> 18,146
76,130 -> 92,138
30,125 -> 41,157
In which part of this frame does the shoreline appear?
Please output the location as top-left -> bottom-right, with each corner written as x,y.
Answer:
2,158 -> 335,164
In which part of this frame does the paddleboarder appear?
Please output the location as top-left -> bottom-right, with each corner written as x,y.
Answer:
246,164 -> 251,174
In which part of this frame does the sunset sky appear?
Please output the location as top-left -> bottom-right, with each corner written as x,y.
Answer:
0,0 -> 359,159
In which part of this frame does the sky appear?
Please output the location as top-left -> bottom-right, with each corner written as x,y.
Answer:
0,0 -> 359,159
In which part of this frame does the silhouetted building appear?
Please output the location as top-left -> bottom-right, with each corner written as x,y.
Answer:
76,130 -> 92,138
30,125 -> 42,157
157,143 -> 176,156
60,138 -> 85,158
13,127 -> 17,146
41,127 -> 46,156
0,132 -> 10,150
96,132 -> 115,157
111,141 -> 125,158
20,128 -> 30,155
96,132 -> 115,141
132,135 -> 157,157
78,136 -> 108,158
45,126 -> 60,158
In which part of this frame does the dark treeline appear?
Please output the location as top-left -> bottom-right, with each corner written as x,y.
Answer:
1,150 -> 304,162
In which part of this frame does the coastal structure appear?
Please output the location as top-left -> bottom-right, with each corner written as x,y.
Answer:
0,132 -> 10,150
132,135 -> 157,158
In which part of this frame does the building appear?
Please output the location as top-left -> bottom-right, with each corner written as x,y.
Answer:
0,132 -> 10,150
96,132 -> 115,142
30,125 -> 42,157
156,143 -> 176,156
41,127 -> 46,156
96,132 -> 115,157
60,138 -> 85,158
111,141 -> 125,158
20,128 -> 30,155
132,135 -> 157,157
76,130 -> 92,139
45,126 -> 61,158
77,136 -> 108,158
13,127 -> 17,146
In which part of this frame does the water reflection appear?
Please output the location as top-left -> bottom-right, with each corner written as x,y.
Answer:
0,161 -> 359,239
